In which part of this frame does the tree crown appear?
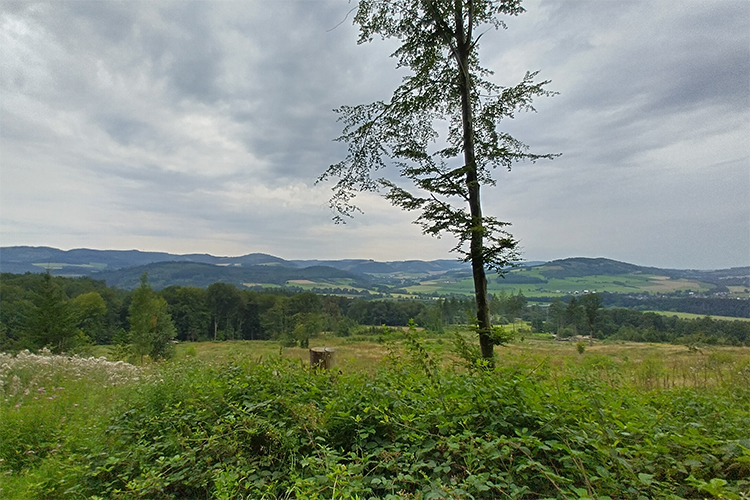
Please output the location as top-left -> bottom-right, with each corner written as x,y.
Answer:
319,0 -> 556,272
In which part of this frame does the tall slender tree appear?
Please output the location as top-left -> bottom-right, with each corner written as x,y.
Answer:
320,0 -> 556,360
580,292 -> 602,346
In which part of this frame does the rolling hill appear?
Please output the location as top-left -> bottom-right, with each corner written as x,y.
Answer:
1,247 -> 747,298
92,261 -> 366,290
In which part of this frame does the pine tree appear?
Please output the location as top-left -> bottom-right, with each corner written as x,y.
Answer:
26,272 -> 79,353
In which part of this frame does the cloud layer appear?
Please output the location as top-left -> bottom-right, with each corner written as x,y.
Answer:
1,0 -> 747,269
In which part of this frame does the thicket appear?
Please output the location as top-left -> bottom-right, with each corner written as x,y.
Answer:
2,337 -> 749,499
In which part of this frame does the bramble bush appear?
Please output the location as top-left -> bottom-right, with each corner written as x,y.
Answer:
2,339 -> 749,499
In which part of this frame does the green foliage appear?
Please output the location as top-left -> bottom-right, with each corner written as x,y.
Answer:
334,316 -> 359,337
25,273 -> 82,353
127,273 -> 176,362
161,286 -> 211,341
0,349 -> 143,486
1,273 -> 129,351
70,291 -> 107,344
576,341 -> 586,354
4,271 -> 746,351
452,329 -> 484,368
3,342 -> 750,499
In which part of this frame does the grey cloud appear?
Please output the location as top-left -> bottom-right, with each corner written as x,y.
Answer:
98,115 -> 157,147
1,0 -> 747,267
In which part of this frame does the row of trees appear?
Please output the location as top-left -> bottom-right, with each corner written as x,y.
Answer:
0,272 -> 532,353
2,272 -> 748,356
531,296 -> 750,345
0,272 -> 176,360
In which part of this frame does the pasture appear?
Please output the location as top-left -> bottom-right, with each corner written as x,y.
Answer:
404,273 -> 715,297
646,310 -> 750,322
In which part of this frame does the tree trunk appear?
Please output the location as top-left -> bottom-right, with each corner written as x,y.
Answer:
454,2 -> 494,362
309,347 -> 335,370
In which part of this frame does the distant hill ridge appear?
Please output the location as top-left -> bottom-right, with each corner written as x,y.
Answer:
1,246 -> 747,290
0,246 -> 286,272
89,261 -> 366,290
535,258 -> 748,284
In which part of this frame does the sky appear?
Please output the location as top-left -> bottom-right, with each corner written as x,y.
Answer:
1,0 -> 748,270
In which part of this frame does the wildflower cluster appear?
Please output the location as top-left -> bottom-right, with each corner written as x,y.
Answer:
0,348 -> 143,399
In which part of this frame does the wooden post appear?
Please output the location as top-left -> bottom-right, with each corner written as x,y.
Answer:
309,347 -> 335,370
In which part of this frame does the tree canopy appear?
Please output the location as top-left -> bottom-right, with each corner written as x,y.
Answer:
128,273 -> 176,361
320,0 -> 556,360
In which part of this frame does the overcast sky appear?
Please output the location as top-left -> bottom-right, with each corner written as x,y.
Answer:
1,0 -> 748,270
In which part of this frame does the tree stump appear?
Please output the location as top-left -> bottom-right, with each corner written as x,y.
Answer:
309,347 -> 335,370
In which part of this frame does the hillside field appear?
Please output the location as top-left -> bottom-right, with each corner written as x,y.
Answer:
4,248 -> 747,303
646,311 -> 750,323
405,273 -> 715,297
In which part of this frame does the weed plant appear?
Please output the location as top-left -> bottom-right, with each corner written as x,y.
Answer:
1,341 -> 749,499
0,349 -> 146,497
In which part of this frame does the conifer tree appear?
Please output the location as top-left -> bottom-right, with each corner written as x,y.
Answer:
26,272 -> 79,353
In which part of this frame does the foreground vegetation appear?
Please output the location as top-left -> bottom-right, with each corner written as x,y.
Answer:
2,336 -> 749,499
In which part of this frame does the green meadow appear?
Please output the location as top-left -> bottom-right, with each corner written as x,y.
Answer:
405,273 -> 713,297
646,311 -> 750,323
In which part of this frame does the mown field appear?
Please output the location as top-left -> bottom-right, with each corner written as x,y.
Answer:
406,273 -> 715,297
2,335 -> 749,499
646,311 -> 750,323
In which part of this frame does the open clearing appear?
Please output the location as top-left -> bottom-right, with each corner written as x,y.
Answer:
153,334 -> 750,389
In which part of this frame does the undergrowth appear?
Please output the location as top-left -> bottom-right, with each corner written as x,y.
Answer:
1,339 -> 749,499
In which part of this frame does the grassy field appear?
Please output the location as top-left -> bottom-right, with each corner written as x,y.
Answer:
85,333 -> 750,393
646,310 -> 750,322
259,269 -> 725,299
84,332 -> 750,389
30,262 -> 108,271
3,336 -> 749,499
405,273 -> 715,297
282,278 -> 371,294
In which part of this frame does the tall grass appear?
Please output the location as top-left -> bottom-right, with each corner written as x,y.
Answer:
0,350 -> 146,498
